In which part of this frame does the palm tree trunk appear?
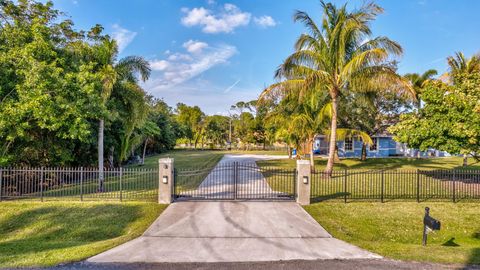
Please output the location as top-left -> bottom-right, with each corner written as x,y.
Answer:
142,138 -> 149,165
98,118 -> 104,192
325,96 -> 338,175
361,143 -> 367,161
287,145 -> 292,159
309,137 -> 314,171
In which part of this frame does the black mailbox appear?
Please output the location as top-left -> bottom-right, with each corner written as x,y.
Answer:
424,215 -> 441,231
422,207 -> 441,246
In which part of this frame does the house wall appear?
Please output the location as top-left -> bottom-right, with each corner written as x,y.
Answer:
313,136 -> 401,158
313,136 -> 450,158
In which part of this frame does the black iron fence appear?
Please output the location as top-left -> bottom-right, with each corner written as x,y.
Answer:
311,169 -> 480,202
0,167 -> 158,201
174,162 -> 296,201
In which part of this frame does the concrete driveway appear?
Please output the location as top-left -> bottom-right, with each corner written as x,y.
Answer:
88,201 -> 380,263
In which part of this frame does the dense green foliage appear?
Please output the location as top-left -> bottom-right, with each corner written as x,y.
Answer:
390,73 -> 480,159
0,0 -> 178,167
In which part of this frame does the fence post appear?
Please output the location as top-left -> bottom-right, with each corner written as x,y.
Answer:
296,160 -> 311,205
40,167 -> 44,202
119,167 -> 123,202
158,158 -> 174,204
381,170 -> 385,203
0,167 -> 3,202
234,162 -> 238,200
344,169 -> 348,203
80,167 -> 84,201
452,170 -> 456,203
416,169 -> 420,203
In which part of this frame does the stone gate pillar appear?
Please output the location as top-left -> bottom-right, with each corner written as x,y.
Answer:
296,160 -> 311,205
158,158 -> 174,204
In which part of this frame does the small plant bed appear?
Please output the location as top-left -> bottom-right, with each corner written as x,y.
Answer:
304,202 -> 480,265
0,201 -> 166,268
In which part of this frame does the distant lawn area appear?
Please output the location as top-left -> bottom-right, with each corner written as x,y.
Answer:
0,201 -> 166,268
129,149 -> 225,170
257,156 -> 480,170
304,202 -> 480,265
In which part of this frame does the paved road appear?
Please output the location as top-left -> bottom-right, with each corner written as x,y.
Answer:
22,259 -> 478,270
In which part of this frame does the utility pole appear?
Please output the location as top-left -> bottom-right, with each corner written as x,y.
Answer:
229,117 -> 232,150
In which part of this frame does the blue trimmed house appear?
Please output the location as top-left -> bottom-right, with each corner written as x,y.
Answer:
313,134 -> 449,158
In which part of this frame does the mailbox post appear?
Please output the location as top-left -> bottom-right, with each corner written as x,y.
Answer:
422,207 -> 441,246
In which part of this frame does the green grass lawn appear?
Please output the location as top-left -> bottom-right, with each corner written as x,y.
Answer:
304,202 -> 480,265
0,201 -> 166,268
257,156 -> 480,170
130,149 -> 225,170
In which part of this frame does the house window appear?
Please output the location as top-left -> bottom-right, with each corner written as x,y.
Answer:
345,137 -> 353,151
370,137 -> 378,151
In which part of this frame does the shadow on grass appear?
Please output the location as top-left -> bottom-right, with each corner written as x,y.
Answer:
0,204 -> 142,257
311,192 -> 350,203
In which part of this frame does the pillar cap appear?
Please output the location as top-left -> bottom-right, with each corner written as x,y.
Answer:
159,158 -> 174,163
296,160 -> 310,165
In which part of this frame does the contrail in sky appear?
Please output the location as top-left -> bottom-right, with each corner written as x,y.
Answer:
223,79 -> 241,93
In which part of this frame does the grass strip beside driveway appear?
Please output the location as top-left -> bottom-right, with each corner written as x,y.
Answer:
0,201 -> 166,268
304,202 -> 480,265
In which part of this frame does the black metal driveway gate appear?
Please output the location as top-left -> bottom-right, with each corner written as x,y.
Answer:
173,162 -> 296,201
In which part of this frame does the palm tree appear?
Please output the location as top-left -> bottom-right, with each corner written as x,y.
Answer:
261,1 -> 413,174
403,69 -> 437,109
447,52 -> 480,78
93,38 -> 151,191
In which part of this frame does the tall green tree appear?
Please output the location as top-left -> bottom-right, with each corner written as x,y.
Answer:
91,37 -> 150,190
261,1 -> 413,174
390,52 -> 480,166
0,0 -> 102,166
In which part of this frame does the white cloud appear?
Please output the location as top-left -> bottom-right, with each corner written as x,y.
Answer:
150,60 -> 169,71
181,3 -> 251,34
111,24 -> 137,53
183,40 -> 208,54
254,15 -> 276,28
147,41 -> 237,90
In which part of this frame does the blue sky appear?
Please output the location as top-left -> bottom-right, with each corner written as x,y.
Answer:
52,0 -> 480,114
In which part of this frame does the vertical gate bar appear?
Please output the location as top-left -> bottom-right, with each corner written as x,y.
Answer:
344,169 -> 347,203
0,167 -> 3,202
452,170 -> 456,203
80,167 -> 84,201
381,170 -> 385,203
40,167 -> 44,202
416,169 -> 420,203
234,162 -> 237,200
120,167 -> 123,202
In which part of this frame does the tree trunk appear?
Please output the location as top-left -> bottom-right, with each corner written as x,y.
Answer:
463,154 -> 468,167
361,143 -> 367,161
309,138 -> 315,172
288,145 -> 292,159
325,95 -> 338,175
98,118 -> 104,192
108,146 -> 114,167
142,138 -> 149,165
